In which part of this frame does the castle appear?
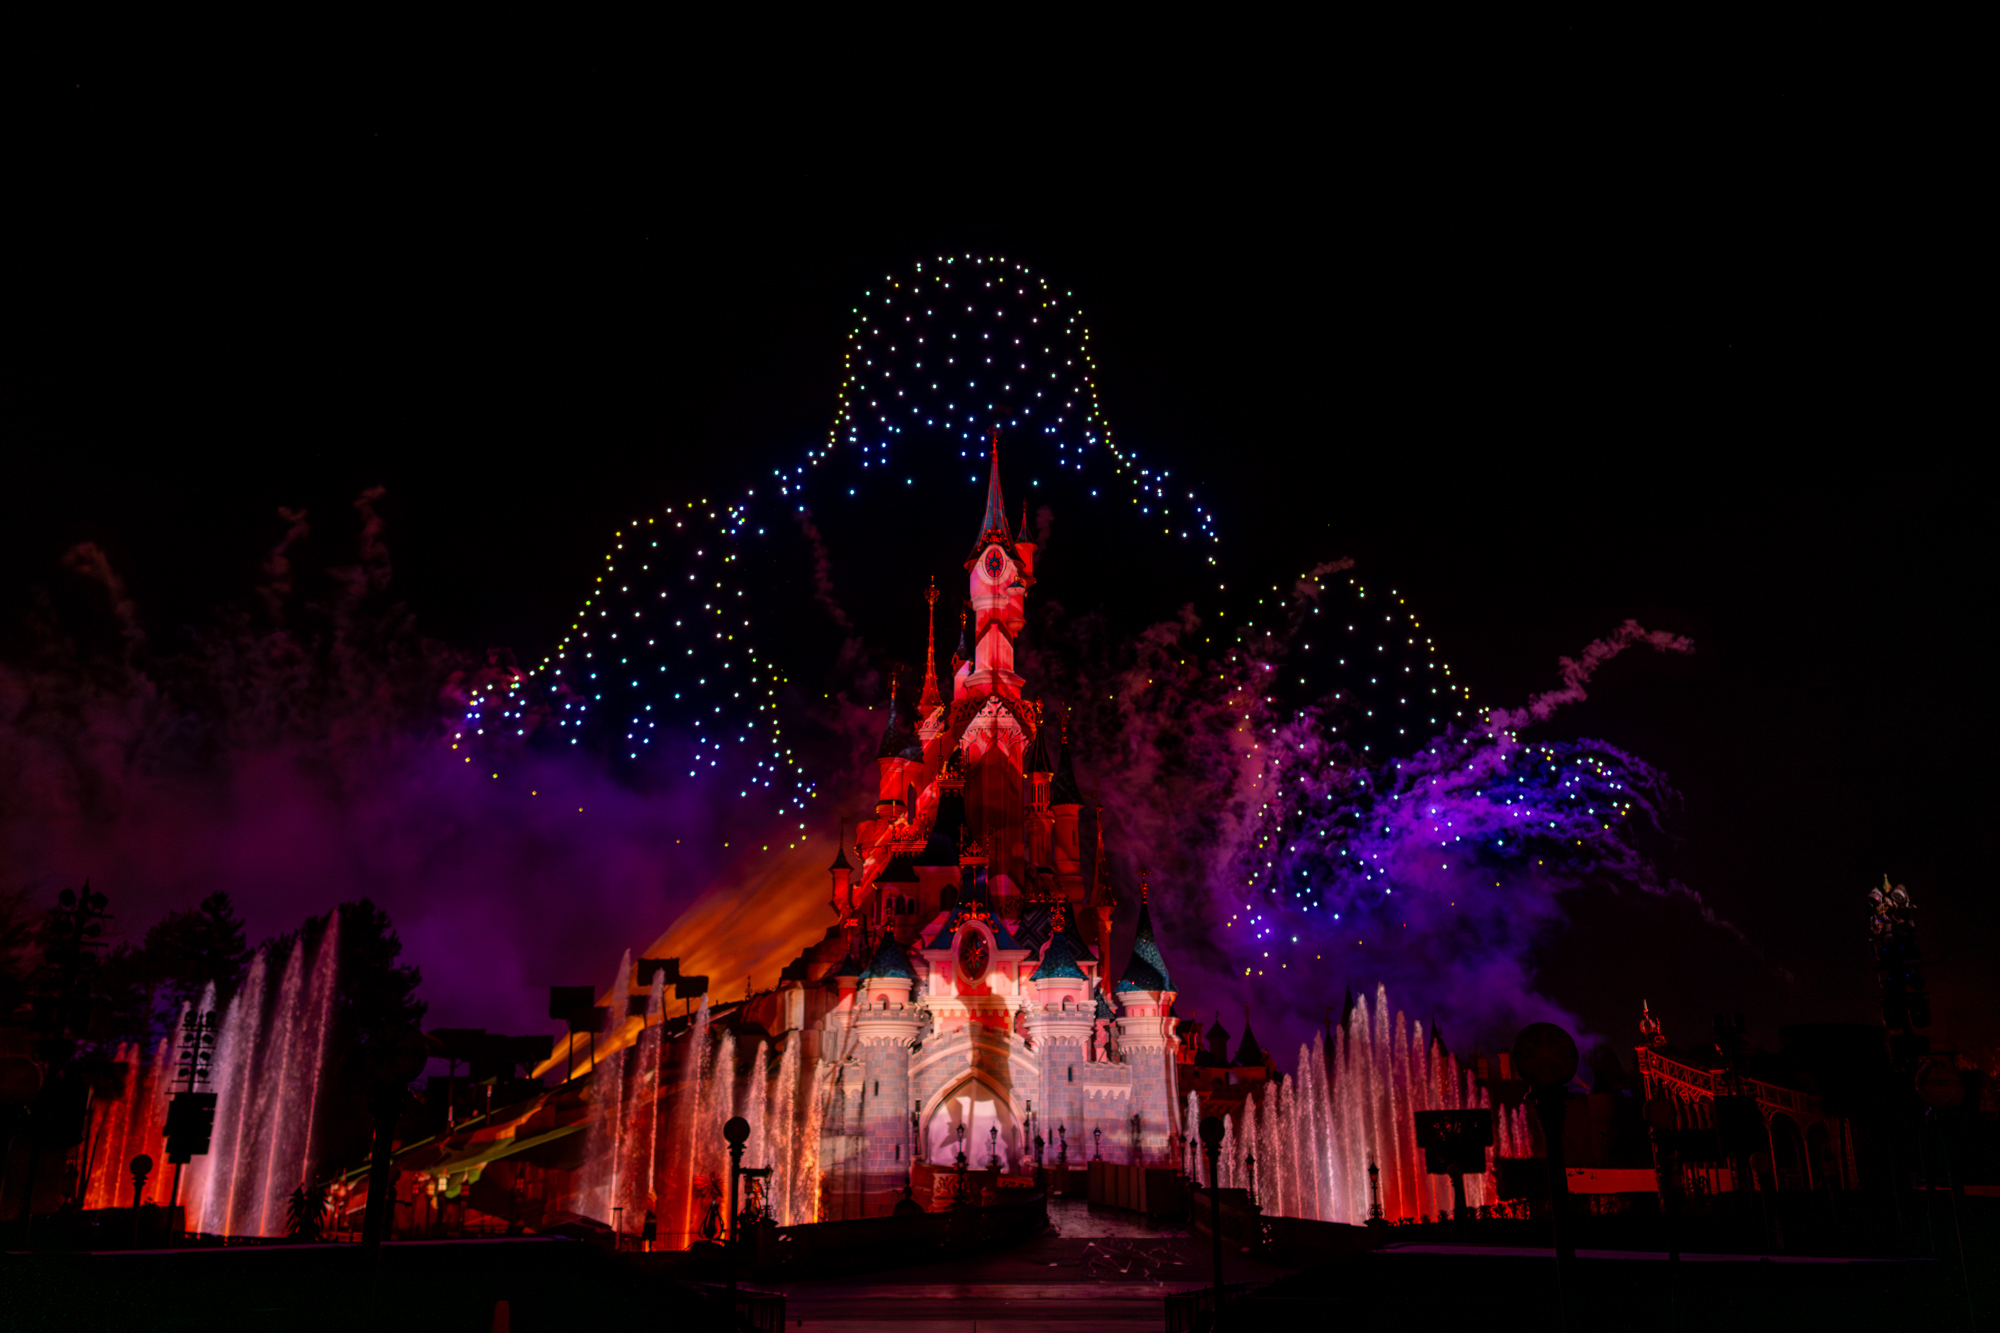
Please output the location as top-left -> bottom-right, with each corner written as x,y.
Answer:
775,440 -> 1186,1214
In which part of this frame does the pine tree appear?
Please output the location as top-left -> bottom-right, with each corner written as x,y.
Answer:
142,891 -> 252,1011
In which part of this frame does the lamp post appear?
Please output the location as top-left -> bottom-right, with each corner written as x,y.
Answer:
1199,1117 -> 1226,1313
129,1153 -> 152,1212
724,1116 -> 749,1310
1513,1021 -> 1580,1329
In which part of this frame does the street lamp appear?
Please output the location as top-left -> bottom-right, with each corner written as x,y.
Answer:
1199,1117 -> 1226,1311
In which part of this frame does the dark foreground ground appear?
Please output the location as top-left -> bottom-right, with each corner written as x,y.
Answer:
3,1197 -> 1991,1332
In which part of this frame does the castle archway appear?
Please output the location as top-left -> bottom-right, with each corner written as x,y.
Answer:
924,1074 -> 1023,1173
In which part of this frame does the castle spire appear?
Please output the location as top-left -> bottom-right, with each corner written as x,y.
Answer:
970,426 -> 1014,560
1235,1003 -> 1268,1067
1115,867 -> 1174,994
1050,707 -> 1084,806
951,604 -> 973,674
918,578 -> 943,711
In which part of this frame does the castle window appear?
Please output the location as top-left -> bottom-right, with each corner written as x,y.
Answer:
1067,1066 -> 1074,1083
957,930 -> 989,982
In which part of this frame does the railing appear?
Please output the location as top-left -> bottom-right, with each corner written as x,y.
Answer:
1636,1049 -> 1824,1119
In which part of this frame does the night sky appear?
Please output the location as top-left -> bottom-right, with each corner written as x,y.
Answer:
10,68 -> 1987,1062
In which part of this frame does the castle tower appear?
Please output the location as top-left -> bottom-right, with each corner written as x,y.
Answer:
1026,906 -> 1094,1165
1112,875 -> 1180,1165
768,436 -> 1187,1207
828,832 -> 854,918
955,433 -> 1035,888
853,930 -> 922,1214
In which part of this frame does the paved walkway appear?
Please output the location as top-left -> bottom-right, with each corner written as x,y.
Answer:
777,1200 -> 1280,1329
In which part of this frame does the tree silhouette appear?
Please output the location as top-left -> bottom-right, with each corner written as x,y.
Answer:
142,891 -> 251,1013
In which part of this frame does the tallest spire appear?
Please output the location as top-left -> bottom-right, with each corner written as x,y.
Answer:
977,425 -> 1009,547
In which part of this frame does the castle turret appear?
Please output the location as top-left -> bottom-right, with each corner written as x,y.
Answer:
874,675 -> 925,833
1112,876 -> 1180,1166
1025,904 -> 1096,1163
829,832 -> 854,918
1114,880 -> 1174,999
1234,1005 -> 1269,1070
1029,910 -> 1088,1006
1199,1012 -> 1231,1068
853,928 -> 921,1215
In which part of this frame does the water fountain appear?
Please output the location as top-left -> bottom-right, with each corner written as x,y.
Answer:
579,950 -> 633,1226
1199,985 -> 1530,1225
80,1022 -> 181,1211
185,913 -> 341,1236
84,915 -> 343,1236
580,956 -> 671,1239
569,988 -> 839,1247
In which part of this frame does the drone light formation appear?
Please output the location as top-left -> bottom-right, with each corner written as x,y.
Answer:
446,254 -> 1701,1046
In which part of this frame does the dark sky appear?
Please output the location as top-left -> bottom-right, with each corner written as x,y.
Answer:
12,65 -> 1987,1054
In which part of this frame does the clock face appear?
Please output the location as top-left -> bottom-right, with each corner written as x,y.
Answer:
982,547 -> 1007,581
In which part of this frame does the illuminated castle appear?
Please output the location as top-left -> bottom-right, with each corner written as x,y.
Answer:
779,439 -> 1185,1212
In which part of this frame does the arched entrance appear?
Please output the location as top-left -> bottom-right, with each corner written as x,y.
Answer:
1769,1113 -> 1807,1191
925,1076 -> 1023,1173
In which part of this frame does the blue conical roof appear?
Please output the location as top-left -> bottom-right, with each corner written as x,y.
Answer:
863,929 -> 916,982
1032,923 -> 1086,981
1114,899 -> 1174,993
